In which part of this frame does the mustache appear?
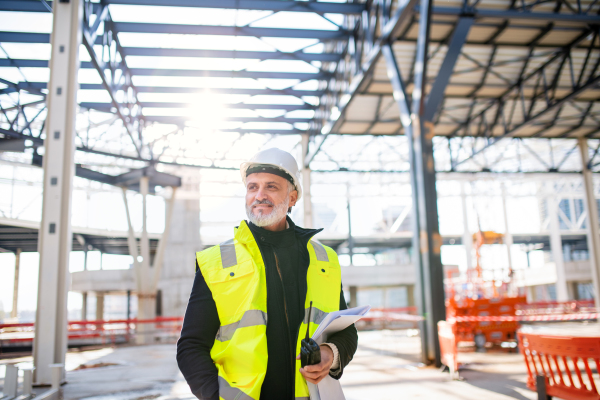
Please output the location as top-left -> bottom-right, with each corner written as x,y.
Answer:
252,199 -> 274,206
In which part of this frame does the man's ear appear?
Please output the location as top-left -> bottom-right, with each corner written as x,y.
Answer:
289,189 -> 298,207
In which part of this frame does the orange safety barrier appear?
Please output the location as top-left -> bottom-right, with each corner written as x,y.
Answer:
438,320 -> 459,380
518,331 -> 600,400
447,296 -> 526,345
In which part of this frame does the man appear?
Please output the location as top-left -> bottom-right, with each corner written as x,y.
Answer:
177,148 -> 358,400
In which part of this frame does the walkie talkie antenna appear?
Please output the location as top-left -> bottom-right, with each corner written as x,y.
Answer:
305,301 -> 313,340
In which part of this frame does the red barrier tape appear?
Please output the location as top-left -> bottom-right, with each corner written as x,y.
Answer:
450,313 -> 600,323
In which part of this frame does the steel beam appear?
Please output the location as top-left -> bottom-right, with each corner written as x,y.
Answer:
128,68 -> 331,80
0,0 -> 364,13
113,22 -> 348,39
3,30 -> 596,49
122,47 -> 343,62
81,102 -> 316,111
424,17 -> 474,121
427,6 -> 600,24
326,0 -> 417,136
81,7 -> 144,157
107,0 -> 366,14
144,116 -> 309,124
33,0 -> 81,385
16,82 -> 325,97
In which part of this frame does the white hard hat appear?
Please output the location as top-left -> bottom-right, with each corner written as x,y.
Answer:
240,148 -> 303,201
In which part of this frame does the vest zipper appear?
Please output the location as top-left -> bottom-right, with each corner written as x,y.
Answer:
273,252 -> 296,376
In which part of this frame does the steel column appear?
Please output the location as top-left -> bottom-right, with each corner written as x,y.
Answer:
301,135 -> 313,229
382,42 -> 428,363
33,0 -> 82,385
11,248 -> 20,319
81,292 -> 87,321
411,0 -> 447,366
578,138 -> 600,308
501,184 -> 514,287
461,184 -> 473,271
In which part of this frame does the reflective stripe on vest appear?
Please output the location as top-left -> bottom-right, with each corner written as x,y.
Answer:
218,376 -> 254,400
220,238 -> 237,268
197,221 -> 341,400
310,240 -> 329,262
216,310 -> 268,342
303,307 -> 328,325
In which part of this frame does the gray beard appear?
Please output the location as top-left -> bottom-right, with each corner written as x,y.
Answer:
246,196 -> 289,227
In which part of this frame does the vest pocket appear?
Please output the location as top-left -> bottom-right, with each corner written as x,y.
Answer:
209,259 -> 254,283
208,260 -> 256,312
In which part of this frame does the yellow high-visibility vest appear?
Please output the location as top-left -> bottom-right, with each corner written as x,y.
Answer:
196,220 -> 341,400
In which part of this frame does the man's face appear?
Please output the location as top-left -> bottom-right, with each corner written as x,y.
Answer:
245,173 -> 298,226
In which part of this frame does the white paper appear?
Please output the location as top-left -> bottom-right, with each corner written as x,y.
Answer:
307,305 -> 371,400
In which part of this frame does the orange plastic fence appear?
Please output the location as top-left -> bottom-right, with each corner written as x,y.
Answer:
518,331 -> 600,400
437,320 -> 459,379
447,296 -> 526,344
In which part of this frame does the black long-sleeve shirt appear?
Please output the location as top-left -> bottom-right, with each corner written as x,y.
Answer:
177,218 -> 358,400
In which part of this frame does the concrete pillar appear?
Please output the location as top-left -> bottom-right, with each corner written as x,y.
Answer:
578,138 -> 600,308
347,184 -> 354,265
160,187 -> 200,317
81,292 -> 87,320
526,286 -> 536,303
567,282 -> 577,300
33,0 -> 82,385
501,183 -> 514,275
349,286 -> 358,308
127,290 -> 132,320
122,178 -> 178,343
95,292 -> 105,321
301,134 -> 313,229
407,285 -> 415,307
461,183 -> 473,271
137,176 -> 155,343
547,187 -> 569,301
11,248 -> 21,319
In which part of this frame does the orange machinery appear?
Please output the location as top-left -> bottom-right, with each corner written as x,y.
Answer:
445,229 -> 527,347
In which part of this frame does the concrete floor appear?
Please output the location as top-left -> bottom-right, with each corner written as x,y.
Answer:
1,330 -> 539,400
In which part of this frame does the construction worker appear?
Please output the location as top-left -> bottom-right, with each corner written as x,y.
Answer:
177,148 -> 358,400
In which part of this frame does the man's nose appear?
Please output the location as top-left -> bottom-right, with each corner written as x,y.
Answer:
255,187 -> 268,200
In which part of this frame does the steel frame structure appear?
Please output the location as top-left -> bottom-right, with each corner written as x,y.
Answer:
1,0 -> 600,369
302,0 -> 600,365
0,0 -> 356,165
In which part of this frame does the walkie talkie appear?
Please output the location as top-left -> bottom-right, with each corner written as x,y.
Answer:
300,301 -> 321,367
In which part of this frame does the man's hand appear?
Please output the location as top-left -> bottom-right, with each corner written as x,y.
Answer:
297,345 -> 334,384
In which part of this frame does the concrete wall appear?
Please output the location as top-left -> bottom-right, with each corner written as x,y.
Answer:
71,269 -> 135,292
341,264 -> 415,287
515,260 -> 592,287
